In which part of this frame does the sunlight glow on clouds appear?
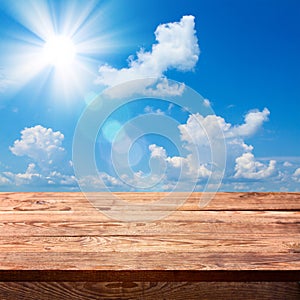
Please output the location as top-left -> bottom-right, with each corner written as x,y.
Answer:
96,15 -> 199,87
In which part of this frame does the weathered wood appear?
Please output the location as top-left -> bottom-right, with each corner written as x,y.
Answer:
1,192 -> 300,211
0,282 -> 299,300
1,251 -> 300,272
0,210 -> 299,237
0,192 -> 299,294
0,235 -> 299,253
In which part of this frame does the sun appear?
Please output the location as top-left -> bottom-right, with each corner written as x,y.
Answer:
5,0 -> 119,100
43,35 -> 76,67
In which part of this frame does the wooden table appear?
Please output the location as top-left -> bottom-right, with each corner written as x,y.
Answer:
0,192 -> 299,299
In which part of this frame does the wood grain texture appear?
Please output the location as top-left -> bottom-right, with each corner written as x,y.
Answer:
0,282 -> 299,300
1,192 -> 300,211
0,192 -> 299,286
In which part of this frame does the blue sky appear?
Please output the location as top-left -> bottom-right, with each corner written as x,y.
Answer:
0,0 -> 299,192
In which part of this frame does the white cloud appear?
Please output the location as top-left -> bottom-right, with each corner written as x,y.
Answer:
283,161 -> 292,167
96,15 -> 199,87
120,170 -> 167,190
203,98 -> 211,107
48,171 -> 77,186
74,107 -> 274,191
149,144 -> 167,158
4,163 -> 44,186
144,106 -> 165,116
2,125 -> 78,190
293,168 -> 300,177
147,108 -> 274,187
78,173 -> 123,191
178,109 -> 271,165
229,108 -> 270,137
10,125 -> 65,170
178,109 -> 270,148
143,79 -> 185,97
179,113 -> 229,147
0,175 -> 11,186
234,152 -> 276,179
149,143 -> 211,182
3,163 -> 77,188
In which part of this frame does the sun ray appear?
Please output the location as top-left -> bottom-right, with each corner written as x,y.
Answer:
0,0 -> 123,103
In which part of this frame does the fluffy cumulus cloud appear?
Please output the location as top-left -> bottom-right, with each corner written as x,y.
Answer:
229,108 -> 270,138
96,15 -> 199,87
143,107 -> 276,190
1,125 -> 77,190
10,125 -> 65,170
178,109 -> 273,169
234,152 -> 276,179
2,114 -> 297,191
149,144 -> 211,181
178,108 -> 270,144
294,168 -> 300,177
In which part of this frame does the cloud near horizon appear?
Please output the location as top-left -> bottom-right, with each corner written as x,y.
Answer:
146,108 -> 275,186
0,13 -> 298,192
0,108 -> 299,191
1,125 -> 76,189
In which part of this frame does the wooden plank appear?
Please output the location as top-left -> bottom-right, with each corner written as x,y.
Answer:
1,252 -> 300,271
0,211 -> 299,236
0,192 -> 299,284
1,192 -> 300,211
0,210 -> 299,221
0,270 -> 300,282
0,222 -> 298,237
0,235 -> 299,254
0,282 -> 299,300
0,210 -> 298,237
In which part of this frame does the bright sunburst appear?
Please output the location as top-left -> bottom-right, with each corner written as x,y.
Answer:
1,0 -> 119,101
43,35 -> 76,68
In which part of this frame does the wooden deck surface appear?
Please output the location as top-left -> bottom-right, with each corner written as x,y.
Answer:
0,192 -> 299,299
